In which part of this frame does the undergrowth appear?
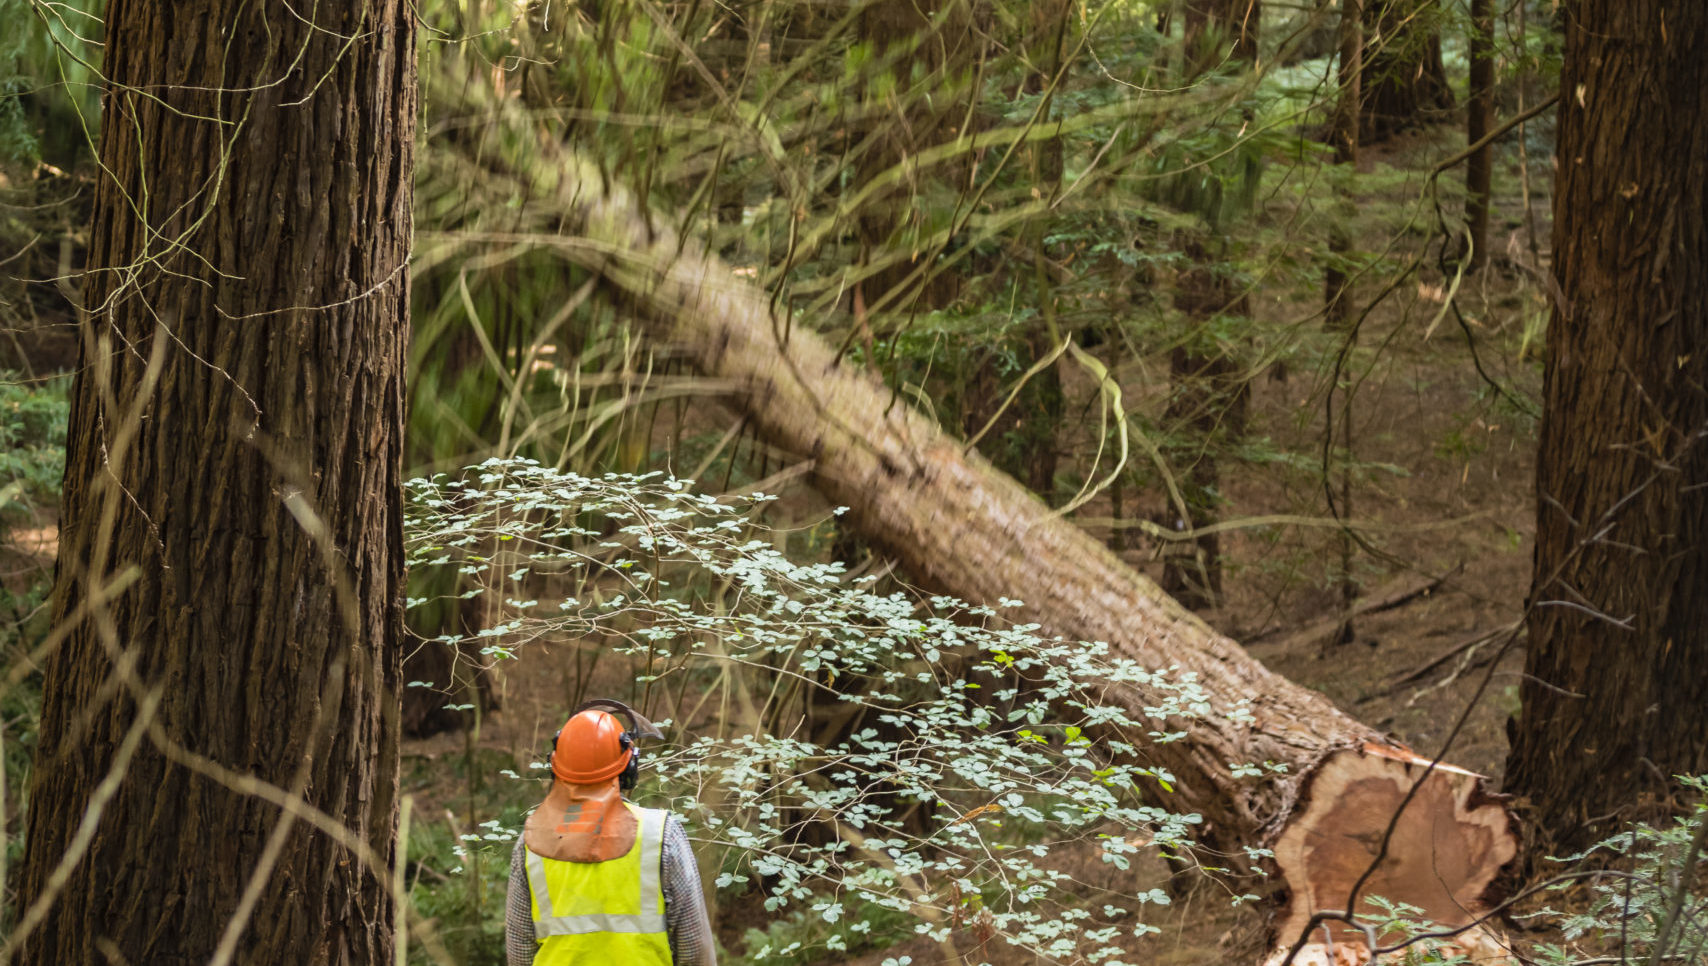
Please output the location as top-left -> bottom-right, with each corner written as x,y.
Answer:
0,372 -> 65,935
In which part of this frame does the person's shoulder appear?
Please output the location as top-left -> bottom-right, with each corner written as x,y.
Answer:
646,808 -> 688,840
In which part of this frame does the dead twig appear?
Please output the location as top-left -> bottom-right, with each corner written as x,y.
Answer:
1249,565 -> 1463,652
1360,621 -> 1524,702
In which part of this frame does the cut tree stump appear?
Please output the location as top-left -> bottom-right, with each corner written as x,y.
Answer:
442,103 -> 1525,962
1264,743 -> 1518,964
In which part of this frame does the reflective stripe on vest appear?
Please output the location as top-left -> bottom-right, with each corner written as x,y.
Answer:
524,804 -> 667,938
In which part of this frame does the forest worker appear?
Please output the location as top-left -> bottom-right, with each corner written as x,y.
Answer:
505,699 -> 718,966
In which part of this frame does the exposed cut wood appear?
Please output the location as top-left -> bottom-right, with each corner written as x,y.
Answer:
1267,929 -> 1510,966
1264,743 -> 1517,963
443,106 -> 1524,961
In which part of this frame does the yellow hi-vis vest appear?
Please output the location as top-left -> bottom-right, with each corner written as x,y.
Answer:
523,803 -> 672,965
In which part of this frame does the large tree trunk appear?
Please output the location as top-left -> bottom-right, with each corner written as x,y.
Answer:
1359,0 -> 1454,143
1504,0 -> 1708,858
462,115 -> 1522,959
15,2 -> 414,963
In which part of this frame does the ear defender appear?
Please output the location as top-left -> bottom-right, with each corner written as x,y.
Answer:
619,732 -> 640,791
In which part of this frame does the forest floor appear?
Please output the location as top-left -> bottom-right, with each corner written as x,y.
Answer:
835,125 -> 1548,966
395,124 -> 1557,965
0,120 -> 1556,965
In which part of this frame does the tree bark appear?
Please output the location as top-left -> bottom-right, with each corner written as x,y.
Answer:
1504,0 -> 1708,858
1324,0 -> 1362,646
15,1 -> 414,963
1163,236 -> 1250,610
1163,0 -> 1261,610
460,113 -> 1521,958
1463,0 -> 1494,272
1184,0 -> 1261,70
1359,0 -> 1454,143
853,0 -> 985,314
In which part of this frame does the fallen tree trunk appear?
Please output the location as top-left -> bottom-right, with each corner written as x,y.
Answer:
440,120 -> 1519,962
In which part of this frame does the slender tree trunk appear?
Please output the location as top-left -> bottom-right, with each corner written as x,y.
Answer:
1162,236 -> 1250,611
399,326 -> 502,738
1504,0 -> 1708,859
15,2 -> 415,962
1017,0 -> 1072,501
1184,0 -> 1261,67
401,618 -> 494,736
853,0 -> 983,314
1464,0 -> 1494,272
1514,0 -> 1543,254
1326,1 -> 1361,322
1018,326 -> 1064,496
1160,0 -> 1260,610
1359,0 -> 1454,143
1325,0 -> 1362,647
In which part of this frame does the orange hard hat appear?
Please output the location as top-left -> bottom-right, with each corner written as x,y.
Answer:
551,709 -> 633,784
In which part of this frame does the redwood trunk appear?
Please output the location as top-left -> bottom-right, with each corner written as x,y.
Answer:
16,2 -> 414,963
1359,0 -> 1453,143
460,116 -> 1519,955
1463,0 -> 1494,271
1504,0 -> 1708,856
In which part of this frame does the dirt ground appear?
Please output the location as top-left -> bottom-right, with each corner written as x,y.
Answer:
393,126 -> 1553,965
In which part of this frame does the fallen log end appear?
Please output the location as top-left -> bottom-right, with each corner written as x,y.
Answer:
1265,743 -> 1520,964
1262,929 -> 1513,966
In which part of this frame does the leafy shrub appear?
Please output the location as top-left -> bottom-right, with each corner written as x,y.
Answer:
0,372 -> 68,518
403,459 -> 1238,965
404,795 -> 527,966
1532,779 -> 1708,966
403,461 -> 1708,966
0,372 -> 63,934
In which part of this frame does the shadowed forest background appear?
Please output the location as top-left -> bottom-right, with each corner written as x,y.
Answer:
1,1 -> 1704,964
